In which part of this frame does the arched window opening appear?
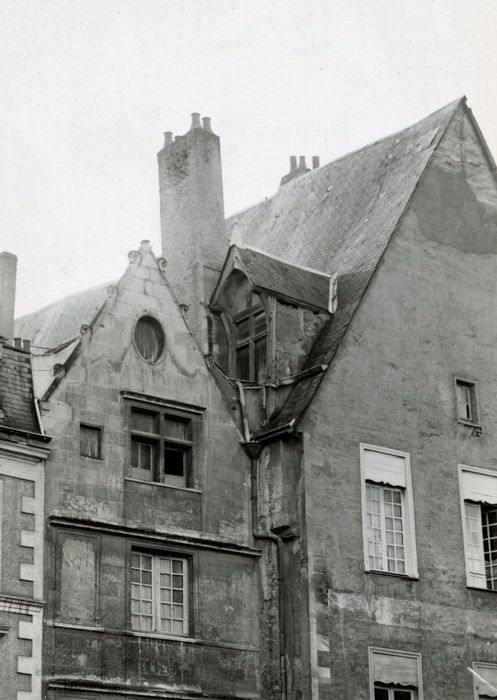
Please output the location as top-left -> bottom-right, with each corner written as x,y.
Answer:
233,292 -> 267,383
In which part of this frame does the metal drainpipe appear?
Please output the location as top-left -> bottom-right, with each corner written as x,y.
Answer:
248,452 -> 287,700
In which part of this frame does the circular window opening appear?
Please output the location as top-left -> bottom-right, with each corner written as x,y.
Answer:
134,316 -> 165,363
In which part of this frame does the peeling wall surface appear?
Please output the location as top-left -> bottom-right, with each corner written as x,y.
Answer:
299,107 -> 497,698
41,246 -> 260,699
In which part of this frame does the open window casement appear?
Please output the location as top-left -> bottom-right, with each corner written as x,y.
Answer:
369,648 -> 422,700
361,445 -> 418,578
460,466 -> 497,589
473,663 -> 497,698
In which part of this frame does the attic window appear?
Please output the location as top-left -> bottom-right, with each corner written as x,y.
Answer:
234,293 -> 267,383
134,316 -> 165,363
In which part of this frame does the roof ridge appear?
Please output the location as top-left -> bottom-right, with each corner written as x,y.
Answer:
226,97 -> 464,222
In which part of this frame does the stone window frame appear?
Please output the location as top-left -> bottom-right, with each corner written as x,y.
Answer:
369,647 -> 423,700
459,464 -> 497,591
454,376 -> 480,427
79,423 -> 103,459
124,395 -> 203,491
472,661 -> 497,698
360,444 -> 418,579
126,541 -> 196,639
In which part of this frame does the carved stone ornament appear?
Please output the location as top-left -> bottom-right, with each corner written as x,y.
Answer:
53,364 -> 66,378
106,285 -> 118,300
127,250 -> 141,264
157,257 -> 168,273
80,324 -> 91,335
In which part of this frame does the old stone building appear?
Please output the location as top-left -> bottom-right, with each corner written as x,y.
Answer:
0,252 -> 50,700
11,96 -> 497,698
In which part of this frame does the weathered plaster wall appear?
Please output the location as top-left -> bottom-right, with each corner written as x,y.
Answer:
41,247 -> 259,698
299,106 -> 497,698
258,438 -> 313,699
274,303 -> 328,380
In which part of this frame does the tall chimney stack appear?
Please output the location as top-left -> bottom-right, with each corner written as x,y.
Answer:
0,252 -> 17,342
157,114 -> 228,350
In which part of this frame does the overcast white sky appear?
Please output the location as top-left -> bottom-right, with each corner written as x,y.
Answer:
1,0 -> 497,316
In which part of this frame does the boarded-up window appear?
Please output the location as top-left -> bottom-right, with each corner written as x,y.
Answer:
58,535 -> 98,624
80,424 -> 102,459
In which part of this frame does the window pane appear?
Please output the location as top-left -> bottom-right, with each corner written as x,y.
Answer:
254,337 -> 266,384
253,310 -> 267,335
235,317 -> 250,341
456,380 -> 474,421
236,344 -> 250,381
134,316 -> 165,363
374,689 -> 389,700
80,425 -> 101,458
394,691 -> 414,700
131,409 -> 158,433
131,438 -> 157,473
163,416 -> 189,440
164,446 -> 185,477
482,506 -> 497,590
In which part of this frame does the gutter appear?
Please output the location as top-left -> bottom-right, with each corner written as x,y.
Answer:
243,441 -> 287,700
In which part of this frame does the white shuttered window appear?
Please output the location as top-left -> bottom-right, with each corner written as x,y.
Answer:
361,445 -> 418,578
460,466 -> 497,590
369,648 -> 422,700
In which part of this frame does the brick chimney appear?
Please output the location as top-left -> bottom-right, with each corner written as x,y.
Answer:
0,251 -> 17,342
158,113 -> 228,350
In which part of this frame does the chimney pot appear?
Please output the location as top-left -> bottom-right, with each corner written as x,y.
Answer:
190,112 -> 202,130
13,337 -> 22,349
312,156 -> 320,169
202,117 -> 212,133
290,156 -> 297,171
22,339 -> 30,352
164,131 -> 173,146
299,156 -> 307,169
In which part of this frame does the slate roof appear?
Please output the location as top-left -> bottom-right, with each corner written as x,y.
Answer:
224,245 -> 333,311
225,99 -> 464,435
0,343 -> 42,434
15,281 -> 110,350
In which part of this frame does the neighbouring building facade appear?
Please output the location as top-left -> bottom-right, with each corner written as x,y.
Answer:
0,251 -> 50,700
7,97 -> 497,699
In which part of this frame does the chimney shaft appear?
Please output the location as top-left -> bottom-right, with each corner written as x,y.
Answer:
290,156 -> 297,171
312,156 -> 320,169
0,252 -> 17,341
158,115 -> 228,350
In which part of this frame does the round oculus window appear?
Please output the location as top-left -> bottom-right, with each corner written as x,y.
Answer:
134,316 -> 165,363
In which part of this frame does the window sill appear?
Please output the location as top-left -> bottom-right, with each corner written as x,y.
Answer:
124,477 -> 201,494
365,569 -> 419,581
466,585 -> 497,593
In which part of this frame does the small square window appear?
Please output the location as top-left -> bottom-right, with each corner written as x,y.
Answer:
80,424 -> 102,459
369,648 -> 422,700
455,378 -> 479,425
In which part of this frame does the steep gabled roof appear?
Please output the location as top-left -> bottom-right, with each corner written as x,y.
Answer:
15,281 -> 111,350
225,99 -> 464,436
212,244 -> 335,312
0,343 -> 42,434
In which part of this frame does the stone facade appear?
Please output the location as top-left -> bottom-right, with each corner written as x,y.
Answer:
0,342 -> 49,700
10,98 -> 497,699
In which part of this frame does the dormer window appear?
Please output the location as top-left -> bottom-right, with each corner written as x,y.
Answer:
234,292 -> 267,383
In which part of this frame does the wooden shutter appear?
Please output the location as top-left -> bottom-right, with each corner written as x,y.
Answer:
475,664 -> 497,698
371,650 -> 419,686
363,449 -> 406,487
